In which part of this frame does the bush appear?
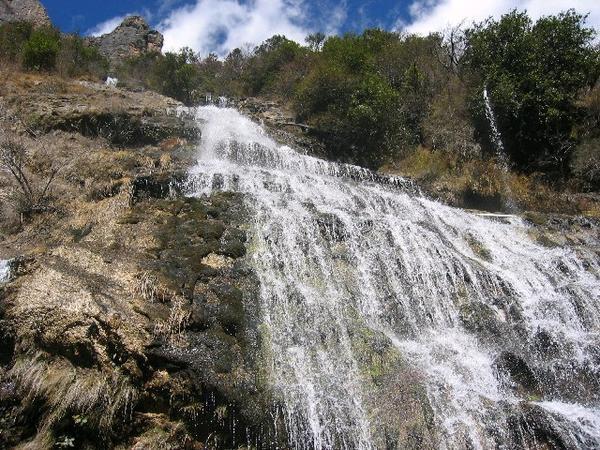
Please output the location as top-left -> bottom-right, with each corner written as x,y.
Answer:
0,21 -> 33,63
56,35 -> 108,79
115,52 -> 161,89
22,26 -> 61,71
463,10 -> 599,172
147,48 -> 201,105
422,77 -> 481,159
571,138 -> 600,190
0,139 -> 58,218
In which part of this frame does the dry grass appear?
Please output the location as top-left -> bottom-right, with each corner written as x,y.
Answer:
10,353 -> 137,448
153,296 -> 190,347
385,146 -> 599,215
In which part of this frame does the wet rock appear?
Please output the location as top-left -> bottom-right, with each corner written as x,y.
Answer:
459,301 -> 507,338
131,172 -> 186,203
494,351 -> 540,396
507,404 -> 571,450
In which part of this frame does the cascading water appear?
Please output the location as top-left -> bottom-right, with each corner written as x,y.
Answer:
483,86 -> 517,212
0,260 -> 10,283
483,86 -> 506,161
186,105 -> 600,449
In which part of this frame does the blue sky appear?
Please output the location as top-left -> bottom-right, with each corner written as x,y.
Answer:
41,0 -> 598,57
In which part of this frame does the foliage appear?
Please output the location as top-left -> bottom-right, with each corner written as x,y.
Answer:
294,30 -> 441,167
0,21 -> 33,62
56,35 -> 109,79
463,10 -> 599,172
243,35 -> 307,95
21,26 -> 61,71
147,47 -> 201,105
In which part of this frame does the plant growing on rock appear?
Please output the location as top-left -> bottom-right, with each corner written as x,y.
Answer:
0,138 -> 58,219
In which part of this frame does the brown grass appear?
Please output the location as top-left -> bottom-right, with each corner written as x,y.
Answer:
384,146 -> 599,215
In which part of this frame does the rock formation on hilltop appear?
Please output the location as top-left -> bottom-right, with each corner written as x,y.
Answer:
0,0 -> 51,27
87,16 -> 164,66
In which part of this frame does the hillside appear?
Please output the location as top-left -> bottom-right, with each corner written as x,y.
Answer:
1,2 -> 600,449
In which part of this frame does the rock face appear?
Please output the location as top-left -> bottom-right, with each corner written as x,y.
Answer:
88,16 -> 163,66
0,73 -> 283,448
0,0 -> 51,26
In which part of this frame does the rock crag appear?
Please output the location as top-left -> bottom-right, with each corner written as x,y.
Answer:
87,16 -> 163,67
0,0 -> 51,27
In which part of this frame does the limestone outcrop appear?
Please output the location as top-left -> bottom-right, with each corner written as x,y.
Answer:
87,16 -> 163,66
0,0 -> 51,27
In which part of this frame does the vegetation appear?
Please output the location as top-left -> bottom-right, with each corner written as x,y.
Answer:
113,9 -> 599,188
0,22 -> 108,77
463,10 -> 599,174
1,9 -> 598,206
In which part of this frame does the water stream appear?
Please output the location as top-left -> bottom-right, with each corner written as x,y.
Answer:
186,105 -> 600,449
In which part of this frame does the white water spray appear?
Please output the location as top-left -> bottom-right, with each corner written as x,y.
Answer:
187,105 -> 600,449
0,259 -> 10,283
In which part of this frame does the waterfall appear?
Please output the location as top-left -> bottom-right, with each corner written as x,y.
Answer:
0,259 -> 10,283
187,105 -> 600,449
483,86 -> 506,160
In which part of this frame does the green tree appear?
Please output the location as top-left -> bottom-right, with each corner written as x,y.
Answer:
244,35 -> 306,94
21,26 -> 61,71
464,10 -> 599,173
149,48 -> 200,105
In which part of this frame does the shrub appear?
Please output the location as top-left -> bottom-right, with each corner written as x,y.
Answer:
0,139 -> 58,217
56,35 -> 108,79
115,52 -> 161,89
21,26 -> 61,71
571,138 -> 600,190
0,21 -> 33,63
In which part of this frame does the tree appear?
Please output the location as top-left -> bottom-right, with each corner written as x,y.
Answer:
306,32 -> 326,52
149,48 -> 200,105
21,26 -> 61,71
463,10 -> 599,173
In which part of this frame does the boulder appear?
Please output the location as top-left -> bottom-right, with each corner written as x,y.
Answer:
87,16 -> 163,66
0,0 -> 51,27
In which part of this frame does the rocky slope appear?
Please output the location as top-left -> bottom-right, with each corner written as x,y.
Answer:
0,73 -> 283,449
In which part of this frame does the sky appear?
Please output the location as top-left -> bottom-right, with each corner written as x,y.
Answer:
42,0 -> 599,57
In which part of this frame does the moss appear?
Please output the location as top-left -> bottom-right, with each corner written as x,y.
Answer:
535,233 -> 561,248
523,211 -> 548,226
465,233 -> 492,261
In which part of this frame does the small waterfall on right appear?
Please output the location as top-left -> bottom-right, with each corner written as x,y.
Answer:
483,86 -> 518,212
483,86 -> 506,161
187,105 -> 600,449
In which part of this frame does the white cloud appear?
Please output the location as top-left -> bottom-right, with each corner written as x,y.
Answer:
159,0 -> 327,56
404,0 -> 600,35
86,15 -> 129,37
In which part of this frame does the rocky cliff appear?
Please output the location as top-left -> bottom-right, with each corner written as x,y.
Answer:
0,73 -> 281,448
0,0 -> 50,27
87,16 -> 164,67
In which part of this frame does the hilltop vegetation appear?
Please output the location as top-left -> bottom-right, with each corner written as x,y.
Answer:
1,9 -> 599,212
115,11 -> 600,200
